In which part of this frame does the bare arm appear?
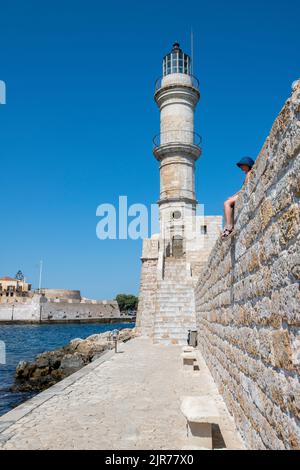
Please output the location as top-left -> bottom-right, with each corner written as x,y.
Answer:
227,169 -> 253,200
244,169 -> 253,185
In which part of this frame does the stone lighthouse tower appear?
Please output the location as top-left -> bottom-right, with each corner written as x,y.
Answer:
136,43 -> 222,345
154,42 -> 201,259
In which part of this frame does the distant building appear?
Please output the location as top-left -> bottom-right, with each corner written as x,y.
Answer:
0,276 -> 32,303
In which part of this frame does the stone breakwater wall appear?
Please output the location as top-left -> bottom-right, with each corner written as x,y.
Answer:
0,295 -> 120,322
195,82 -> 300,449
13,328 -> 135,392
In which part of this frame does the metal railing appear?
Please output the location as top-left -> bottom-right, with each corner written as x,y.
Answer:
154,74 -> 199,93
153,130 -> 202,149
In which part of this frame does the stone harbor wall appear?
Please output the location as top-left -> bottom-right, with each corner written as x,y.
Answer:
41,298 -> 120,322
195,81 -> 300,449
0,294 -> 121,322
0,296 -> 41,322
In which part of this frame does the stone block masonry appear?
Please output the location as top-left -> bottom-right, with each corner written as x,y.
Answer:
136,217 -> 222,345
135,258 -> 158,338
195,80 -> 300,449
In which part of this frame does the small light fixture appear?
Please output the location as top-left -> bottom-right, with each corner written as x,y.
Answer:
111,329 -> 119,353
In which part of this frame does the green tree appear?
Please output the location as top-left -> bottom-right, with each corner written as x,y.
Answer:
115,294 -> 138,313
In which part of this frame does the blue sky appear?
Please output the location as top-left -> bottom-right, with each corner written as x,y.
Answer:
0,0 -> 299,299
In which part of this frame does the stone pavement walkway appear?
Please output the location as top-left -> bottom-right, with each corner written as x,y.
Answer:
0,338 -> 244,450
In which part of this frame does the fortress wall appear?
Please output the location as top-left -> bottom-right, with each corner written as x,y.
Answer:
0,295 -> 41,321
195,82 -> 300,449
0,297 -> 120,322
41,300 -> 120,321
41,289 -> 81,300
0,295 -> 34,305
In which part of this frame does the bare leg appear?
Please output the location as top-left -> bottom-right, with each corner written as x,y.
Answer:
224,200 -> 233,229
223,195 -> 238,229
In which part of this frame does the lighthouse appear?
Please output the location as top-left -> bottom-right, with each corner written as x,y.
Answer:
136,43 -> 222,344
153,42 -> 201,258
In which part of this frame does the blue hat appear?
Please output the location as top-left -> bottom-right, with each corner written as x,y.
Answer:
236,156 -> 255,169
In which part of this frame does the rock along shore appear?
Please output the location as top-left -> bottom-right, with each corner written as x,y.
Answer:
12,328 -> 135,392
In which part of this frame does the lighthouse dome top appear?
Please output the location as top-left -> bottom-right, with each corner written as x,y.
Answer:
163,42 -> 191,76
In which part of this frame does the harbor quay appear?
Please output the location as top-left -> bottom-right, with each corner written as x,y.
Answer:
0,337 -> 244,450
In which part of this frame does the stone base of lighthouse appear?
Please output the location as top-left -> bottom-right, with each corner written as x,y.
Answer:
136,216 -> 222,345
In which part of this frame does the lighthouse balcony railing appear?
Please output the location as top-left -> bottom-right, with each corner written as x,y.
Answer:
154,74 -> 199,93
153,130 -> 202,149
